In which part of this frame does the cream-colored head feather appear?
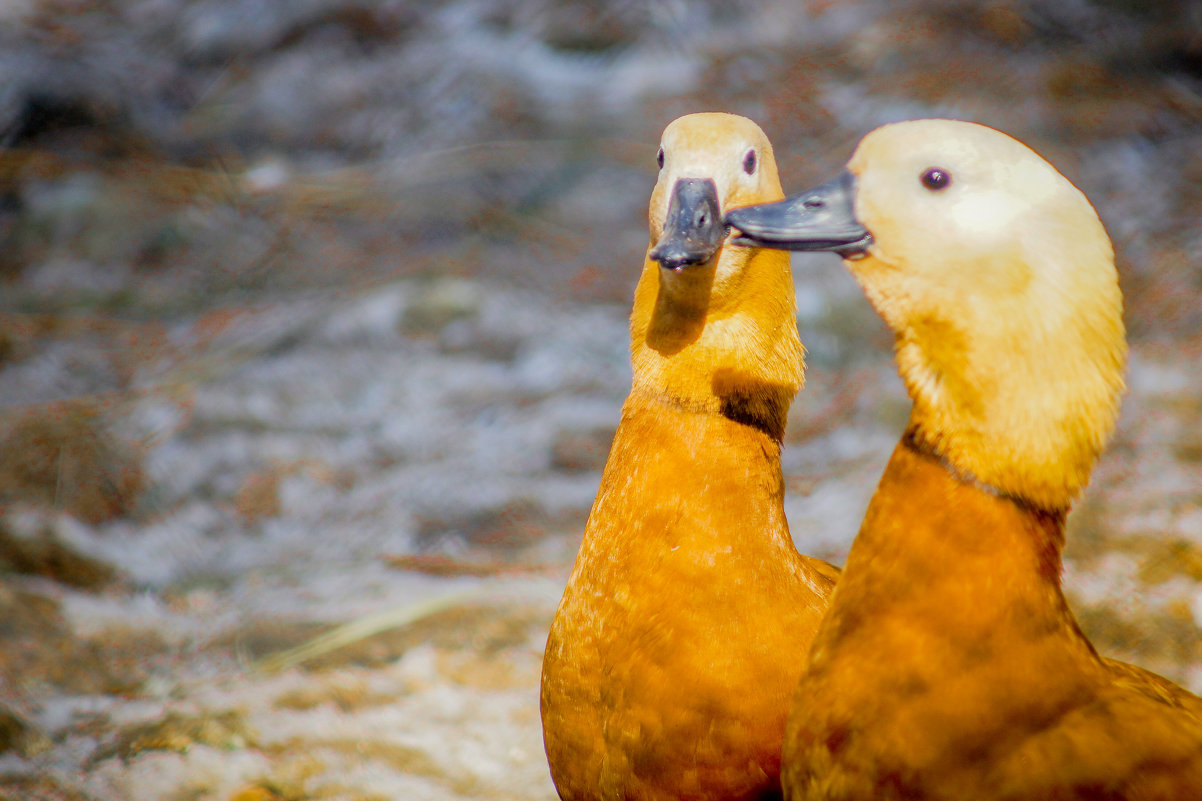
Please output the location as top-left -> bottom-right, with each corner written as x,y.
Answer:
630,112 -> 804,439
846,119 -> 1126,510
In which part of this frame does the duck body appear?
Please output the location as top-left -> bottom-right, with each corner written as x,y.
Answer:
787,436 -> 1202,801
544,398 -> 831,801
541,113 -> 836,801
726,119 -> 1202,800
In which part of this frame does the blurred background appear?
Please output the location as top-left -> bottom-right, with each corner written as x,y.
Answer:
1,1 -> 1200,798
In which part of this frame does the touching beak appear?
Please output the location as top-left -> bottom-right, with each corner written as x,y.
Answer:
725,171 -> 873,256
650,178 -> 726,271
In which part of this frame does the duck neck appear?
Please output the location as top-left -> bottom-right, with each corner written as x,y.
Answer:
862,244 -> 1126,513
827,431 -> 1076,646
628,250 -> 804,442
585,396 -> 794,558
803,431 -> 1104,767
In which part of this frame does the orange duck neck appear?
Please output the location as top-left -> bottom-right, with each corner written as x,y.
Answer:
584,396 -> 795,566
626,248 -> 804,444
579,245 -> 807,571
838,430 -> 1072,617
801,429 -> 1106,764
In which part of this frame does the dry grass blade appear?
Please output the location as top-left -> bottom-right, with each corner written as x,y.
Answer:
253,578 -> 562,674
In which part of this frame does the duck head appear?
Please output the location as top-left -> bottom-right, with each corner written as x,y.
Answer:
728,119 -> 1126,510
631,113 -> 804,440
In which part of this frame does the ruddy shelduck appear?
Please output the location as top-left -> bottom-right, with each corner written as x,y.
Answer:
540,112 -> 837,801
727,118 -> 1202,800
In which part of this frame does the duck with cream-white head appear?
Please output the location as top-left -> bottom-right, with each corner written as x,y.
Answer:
728,119 -> 1202,801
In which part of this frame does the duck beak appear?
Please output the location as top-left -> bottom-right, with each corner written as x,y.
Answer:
650,178 -> 726,271
725,171 -> 872,256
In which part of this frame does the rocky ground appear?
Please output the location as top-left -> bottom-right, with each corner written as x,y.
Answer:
0,1 -> 1200,799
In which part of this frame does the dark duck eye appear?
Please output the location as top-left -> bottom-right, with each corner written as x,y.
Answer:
920,167 -> 951,191
657,147 -> 665,169
743,149 -> 757,175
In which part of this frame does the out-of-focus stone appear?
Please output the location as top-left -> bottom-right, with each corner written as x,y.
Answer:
233,467 -> 283,524
0,399 -> 146,524
0,773 -> 90,801
549,426 -> 615,473
0,520 -> 119,590
1137,540 -> 1202,585
415,497 -> 561,553
0,585 -> 129,696
400,278 -> 484,337
90,710 -> 256,766
0,703 -> 51,757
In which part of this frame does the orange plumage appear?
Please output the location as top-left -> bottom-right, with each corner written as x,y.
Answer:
727,119 -> 1202,800
540,113 -> 836,801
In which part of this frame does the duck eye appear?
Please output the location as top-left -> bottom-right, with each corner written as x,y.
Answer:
657,147 -> 665,169
920,167 -> 951,191
742,149 -> 757,175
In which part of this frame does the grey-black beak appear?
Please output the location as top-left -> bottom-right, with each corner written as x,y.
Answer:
725,171 -> 872,256
650,178 -> 726,271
